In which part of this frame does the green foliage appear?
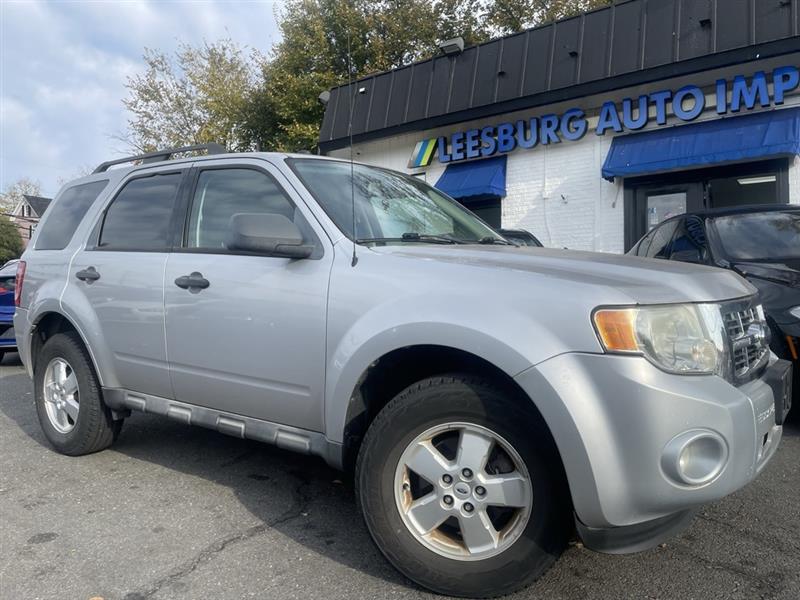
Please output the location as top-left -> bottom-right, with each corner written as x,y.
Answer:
120,39 -> 261,153
122,0 -> 612,154
0,216 -> 23,264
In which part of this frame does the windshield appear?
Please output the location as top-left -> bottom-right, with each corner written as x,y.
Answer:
289,159 -> 505,245
712,210 -> 800,261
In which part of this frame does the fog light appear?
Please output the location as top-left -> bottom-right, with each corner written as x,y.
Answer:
662,430 -> 728,486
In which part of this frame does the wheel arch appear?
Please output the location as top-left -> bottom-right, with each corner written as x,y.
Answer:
29,311 -> 106,386
334,343 -> 567,488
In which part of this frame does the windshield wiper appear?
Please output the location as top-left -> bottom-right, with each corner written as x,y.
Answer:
356,233 -> 460,245
477,236 -> 512,245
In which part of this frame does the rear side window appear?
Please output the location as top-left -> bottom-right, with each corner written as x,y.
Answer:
99,172 -> 182,251
35,180 -> 108,250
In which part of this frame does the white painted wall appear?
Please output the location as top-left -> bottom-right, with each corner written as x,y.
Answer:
329,59 -> 800,254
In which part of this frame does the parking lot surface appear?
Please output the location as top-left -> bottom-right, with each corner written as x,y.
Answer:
1,353 -> 798,600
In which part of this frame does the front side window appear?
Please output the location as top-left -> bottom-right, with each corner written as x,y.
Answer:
645,219 -> 680,259
186,168 -> 297,249
289,159 -> 503,244
35,180 -> 108,250
99,172 -> 182,250
712,211 -> 800,261
669,216 -> 708,263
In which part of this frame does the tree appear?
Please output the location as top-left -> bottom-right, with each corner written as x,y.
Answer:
0,217 -> 23,264
120,1 -> 615,154
119,39 -> 262,153
0,177 -> 42,215
487,0 -> 612,34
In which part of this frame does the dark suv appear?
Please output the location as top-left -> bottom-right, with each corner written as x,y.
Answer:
629,205 -> 799,401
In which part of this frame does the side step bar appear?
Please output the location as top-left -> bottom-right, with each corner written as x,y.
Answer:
102,388 -> 342,467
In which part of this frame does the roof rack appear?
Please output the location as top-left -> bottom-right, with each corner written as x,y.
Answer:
92,143 -> 227,174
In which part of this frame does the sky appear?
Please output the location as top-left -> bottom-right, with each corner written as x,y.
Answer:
1,0 -> 283,197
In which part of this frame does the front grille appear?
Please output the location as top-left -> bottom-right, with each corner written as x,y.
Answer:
722,302 -> 769,380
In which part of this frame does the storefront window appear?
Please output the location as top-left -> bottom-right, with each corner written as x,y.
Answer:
646,192 -> 687,231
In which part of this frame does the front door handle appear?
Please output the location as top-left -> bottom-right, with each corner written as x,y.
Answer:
174,272 -> 210,290
76,267 -> 100,282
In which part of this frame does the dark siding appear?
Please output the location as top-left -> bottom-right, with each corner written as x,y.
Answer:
716,0 -> 752,51
320,0 -> 800,147
428,56 -> 454,117
448,46 -> 478,112
406,61 -> 433,122
643,0 -> 676,68
350,79 -> 372,135
330,87 -> 350,141
580,8 -> 611,82
318,87 -> 337,141
550,16 -> 582,89
367,73 -> 392,131
473,40 -> 502,106
497,33 -> 527,101
678,0 -> 713,60
386,67 -> 412,127
610,1 -> 643,76
522,26 -> 554,95
755,0 -> 794,43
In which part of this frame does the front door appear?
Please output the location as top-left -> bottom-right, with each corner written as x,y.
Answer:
629,183 -> 704,246
163,160 -> 332,432
69,167 -> 186,399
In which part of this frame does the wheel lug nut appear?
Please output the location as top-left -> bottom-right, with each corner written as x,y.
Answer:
443,495 -> 454,506
442,474 -> 453,484
475,486 -> 486,496
462,468 -> 473,479
463,502 -> 474,513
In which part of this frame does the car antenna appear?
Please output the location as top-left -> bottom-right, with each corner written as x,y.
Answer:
347,29 -> 358,267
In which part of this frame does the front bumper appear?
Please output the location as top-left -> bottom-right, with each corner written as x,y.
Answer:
514,352 -> 786,538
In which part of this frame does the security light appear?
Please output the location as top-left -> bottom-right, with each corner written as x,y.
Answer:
438,37 -> 465,55
318,90 -> 330,106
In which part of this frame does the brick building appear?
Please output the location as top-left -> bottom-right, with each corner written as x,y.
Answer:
318,0 -> 800,252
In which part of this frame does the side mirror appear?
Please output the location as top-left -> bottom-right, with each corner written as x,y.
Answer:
225,213 -> 313,259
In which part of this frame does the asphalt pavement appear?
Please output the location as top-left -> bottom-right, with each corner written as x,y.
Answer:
1,352 -> 798,600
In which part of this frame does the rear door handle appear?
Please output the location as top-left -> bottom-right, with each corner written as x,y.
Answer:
174,272 -> 210,290
76,267 -> 100,282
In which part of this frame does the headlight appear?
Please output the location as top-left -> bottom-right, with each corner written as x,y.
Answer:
593,303 -> 729,376
790,306 -> 800,320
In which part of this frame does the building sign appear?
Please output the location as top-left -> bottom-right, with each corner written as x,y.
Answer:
408,65 -> 799,168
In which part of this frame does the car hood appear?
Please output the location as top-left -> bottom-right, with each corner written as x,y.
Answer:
370,245 -> 756,304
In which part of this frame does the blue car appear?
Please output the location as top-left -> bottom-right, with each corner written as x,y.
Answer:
0,260 -> 18,360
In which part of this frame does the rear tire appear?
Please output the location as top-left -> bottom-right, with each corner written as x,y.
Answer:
355,374 -> 570,598
34,331 -> 122,455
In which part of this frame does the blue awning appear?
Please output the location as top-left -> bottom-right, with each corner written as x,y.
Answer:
435,155 -> 507,199
602,107 -> 800,181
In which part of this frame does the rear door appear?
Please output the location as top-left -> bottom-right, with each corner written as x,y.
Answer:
163,158 -> 332,431
69,166 -> 187,398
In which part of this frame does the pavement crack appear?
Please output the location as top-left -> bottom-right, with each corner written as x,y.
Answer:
125,473 -> 313,599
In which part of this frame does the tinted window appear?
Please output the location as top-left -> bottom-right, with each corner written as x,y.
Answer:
670,216 -> 708,263
99,173 -> 182,250
186,169 -> 297,249
35,181 -> 108,250
713,211 -> 800,260
645,219 -> 679,259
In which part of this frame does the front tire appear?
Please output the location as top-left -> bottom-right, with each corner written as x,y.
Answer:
34,331 -> 122,455
355,375 -> 570,598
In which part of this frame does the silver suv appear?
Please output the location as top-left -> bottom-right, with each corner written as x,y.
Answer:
13,145 -> 792,597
